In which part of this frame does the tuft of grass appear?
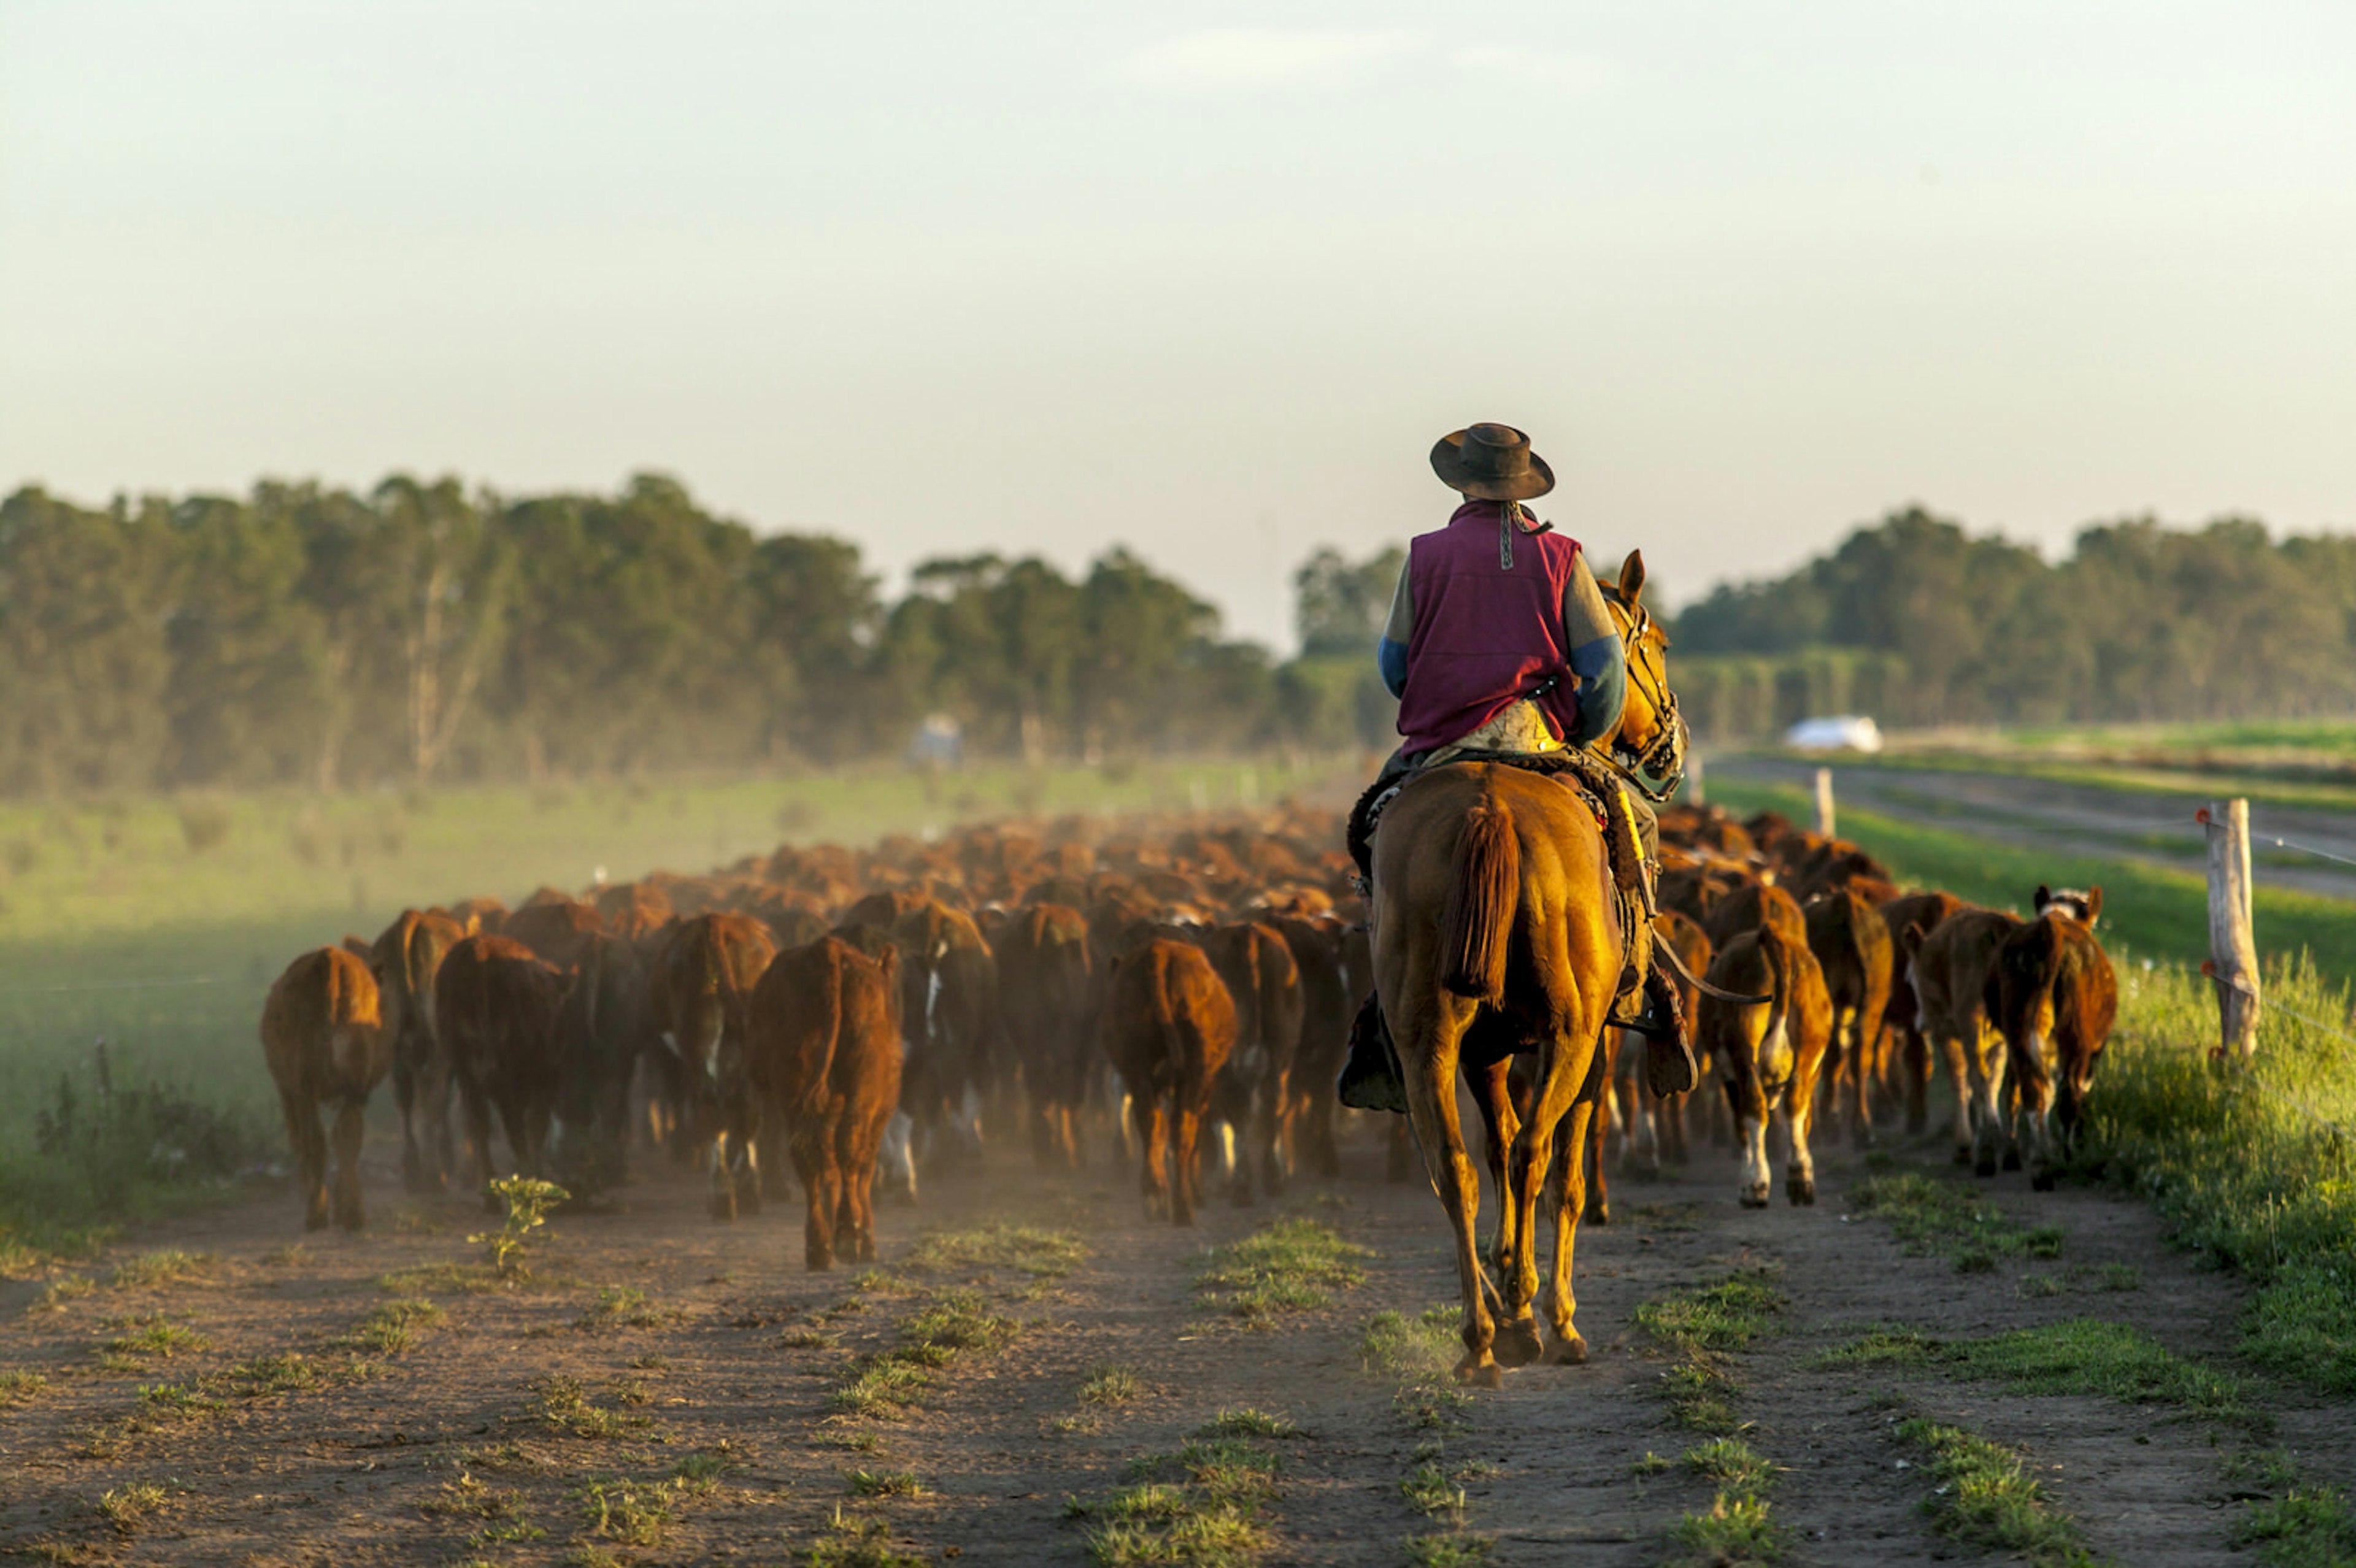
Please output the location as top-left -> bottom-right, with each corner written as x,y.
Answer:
1079,1458 -> 1274,1568
340,1297 -> 444,1354
844,1469 -> 926,1497
1081,1366 -> 1144,1407
29,1275 -> 95,1313
534,1375 -> 641,1439
0,1369 -> 49,1407
1684,1437 -> 1776,1491
107,1250 -> 214,1289
1898,1418 -> 2093,1567
94,1481 -> 167,1534
218,1352 -> 325,1397
1194,1408 -> 1298,1440
2230,1484 -> 2356,1567
137,1378 -> 226,1416
1663,1359 -> 1741,1434
259,1241 -> 309,1267
1403,1532 -> 1495,1567
1668,1489 -> 1787,1566
893,1289 -> 1016,1366
577,1477 -> 676,1548
804,1508 -> 926,1568
1819,1318 -> 2251,1425
468,1174 -> 568,1280
1632,1450 -> 1673,1476
1399,1464 -> 1465,1518
1358,1304 -> 1458,1380
1634,1270 -> 1784,1355
903,1222 -> 1087,1279
852,1269 -> 915,1296
1194,1218 -> 1367,1328
830,1358 -> 932,1418
669,1449 -> 733,1494
780,1327 -> 837,1349
1849,1172 -> 2066,1267
375,1261 -> 501,1296
95,1313 -> 207,1369
575,1284 -> 674,1330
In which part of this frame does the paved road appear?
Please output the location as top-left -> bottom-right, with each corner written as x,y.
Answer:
1712,755 -> 2356,903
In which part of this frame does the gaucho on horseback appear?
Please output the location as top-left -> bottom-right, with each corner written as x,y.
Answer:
1339,421 -> 1696,1115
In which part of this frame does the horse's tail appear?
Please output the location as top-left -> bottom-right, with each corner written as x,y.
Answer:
1439,799 -> 1520,1001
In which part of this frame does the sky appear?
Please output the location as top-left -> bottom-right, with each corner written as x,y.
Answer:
4,1 -> 2353,648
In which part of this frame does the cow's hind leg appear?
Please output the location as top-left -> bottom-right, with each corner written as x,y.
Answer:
331,1097 -> 369,1231
280,1088 -> 330,1231
393,1049 -> 424,1193
1136,1100 -> 1171,1223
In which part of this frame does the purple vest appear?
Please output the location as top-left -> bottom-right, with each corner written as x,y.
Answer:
1396,501 -> 1584,756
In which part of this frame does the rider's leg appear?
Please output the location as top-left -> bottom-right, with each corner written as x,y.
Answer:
1339,750 -> 1417,1115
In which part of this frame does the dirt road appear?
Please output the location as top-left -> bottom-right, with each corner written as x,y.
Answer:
2,1122 -> 2342,1566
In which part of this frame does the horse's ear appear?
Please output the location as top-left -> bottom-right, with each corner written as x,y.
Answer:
2033,883 -> 2052,913
2083,886 -> 2102,928
1617,549 -> 1647,608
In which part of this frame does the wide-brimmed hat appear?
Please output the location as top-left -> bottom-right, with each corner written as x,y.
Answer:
1430,422 -> 1555,501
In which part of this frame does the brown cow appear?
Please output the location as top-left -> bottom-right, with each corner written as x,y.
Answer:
1703,880 -> 1807,951
995,902 -> 1096,1170
503,897 -> 606,970
433,934 -> 570,1205
1911,905 -> 2025,1174
261,947 -> 390,1231
367,907 -> 466,1191
1992,887 -> 2115,1189
1196,920 -> 1305,1204
1103,937 -> 1237,1226
1265,913 -> 1355,1181
1614,909 -> 1713,1179
1803,887 -> 1895,1150
1698,924 -> 1834,1208
885,900 -> 998,1177
1878,889 -> 1965,1135
551,931 -> 657,1196
445,895 -> 507,935
749,936 -> 904,1269
649,912 -> 779,1219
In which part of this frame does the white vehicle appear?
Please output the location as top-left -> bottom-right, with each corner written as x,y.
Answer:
1784,715 -> 1884,753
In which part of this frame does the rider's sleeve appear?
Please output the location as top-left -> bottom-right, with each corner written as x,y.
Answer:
1376,559 -> 1412,698
1561,550 -> 1625,746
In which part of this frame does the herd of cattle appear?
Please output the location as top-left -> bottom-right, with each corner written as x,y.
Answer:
259,795 -> 2117,1266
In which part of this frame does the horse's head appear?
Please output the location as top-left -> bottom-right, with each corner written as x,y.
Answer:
1598,548 -> 1686,798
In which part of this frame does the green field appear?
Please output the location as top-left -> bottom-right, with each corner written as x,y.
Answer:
0,757 -> 1353,1257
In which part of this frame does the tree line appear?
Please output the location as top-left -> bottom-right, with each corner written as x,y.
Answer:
9,475 -> 2346,796
0,474 -> 1406,794
1671,506 -> 2356,743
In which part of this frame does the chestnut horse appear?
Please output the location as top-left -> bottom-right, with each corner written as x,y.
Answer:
1368,550 -> 1681,1385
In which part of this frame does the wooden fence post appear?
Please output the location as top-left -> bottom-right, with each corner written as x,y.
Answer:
1812,767 -> 1836,839
2204,796 -> 2261,1059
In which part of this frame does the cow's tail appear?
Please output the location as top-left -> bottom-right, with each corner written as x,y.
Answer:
796,942 -> 849,1121
1757,926 -> 1795,1070
406,924 -> 441,1051
1439,799 -> 1519,1001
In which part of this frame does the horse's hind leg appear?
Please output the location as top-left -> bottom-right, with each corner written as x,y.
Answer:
1403,1036 -> 1498,1386
1465,1056 -> 1520,1282
1539,1097 -> 1597,1364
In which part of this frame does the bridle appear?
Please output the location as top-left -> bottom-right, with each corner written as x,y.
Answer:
1596,588 -> 1686,804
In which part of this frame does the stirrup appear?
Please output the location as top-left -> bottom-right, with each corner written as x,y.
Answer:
1336,994 -> 1408,1115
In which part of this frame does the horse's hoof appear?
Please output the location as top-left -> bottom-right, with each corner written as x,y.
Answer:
1586,1204 -> 1611,1226
1494,1318 -> 1544,1369
1542,1332 -> 1589,1366
1739,1188 -> 1769,1210
1787,1180 -> 1815,1207
1454,1358 -> 1505,1389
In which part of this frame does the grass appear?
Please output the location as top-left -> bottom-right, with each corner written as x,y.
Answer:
1357,1304 -> 1458,1380
1818,1318 -> 2252,1424
1399,1464 -> 1464,1517
830,1359 -> 932,1418
375,1261 -> 502,1296
1684,1437 -> 1776,1491
902,1222 -> 1087,1279
0,1369 -> 48,1406
94,1481 -> 166,1534
1666,1489 -> 1787,1567
108,1250 -> 214,1289
2230,1485 -> 2356,1567
1193,1217 -> 1367,1328
339,1297 -> 444,1354
894,1289 -> 1017,1364
577,1477 -> 676,1548
804,1509 -> 928,1567
1402,1534 -> 1494,1566
1633,1269 -> 1785,1355
28,1275 -> 94,1312
844,1469 -> 926,1497
1897,1419 -> 2093,1567
1194,1409 -> 1298,1440
1080,1366 -> 1144,1407
534,1375 -> 644,1440
96,1313 -> 209,1369
1076,1442 -> 1280,1567
575,1285 -> 673,1331
1847,1172 -> 2066,1270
